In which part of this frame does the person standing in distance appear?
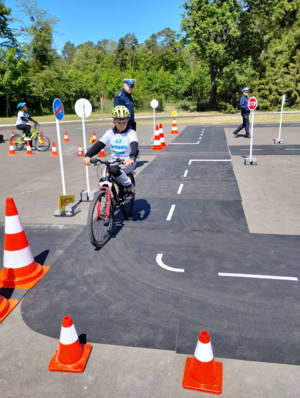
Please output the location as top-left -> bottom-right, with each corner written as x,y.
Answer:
233,88 -> 251,138
114,79 -> 136,131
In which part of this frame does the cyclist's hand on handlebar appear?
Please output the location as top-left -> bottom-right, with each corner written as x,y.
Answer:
83,157 -> 91,166
123,159 -> 134,167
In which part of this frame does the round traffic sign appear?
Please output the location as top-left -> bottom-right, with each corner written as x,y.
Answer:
75,98 -> 92,118
53,98 -> 64,121
150,99 -> 159,109
248,97 -> 258,111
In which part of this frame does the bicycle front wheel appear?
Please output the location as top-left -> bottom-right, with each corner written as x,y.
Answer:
11,134 -> 24,151
34,134 -> 50,151
87,190 -> 114,248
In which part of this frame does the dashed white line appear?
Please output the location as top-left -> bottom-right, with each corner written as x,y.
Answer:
177,184 -> 183,194
218,273 -> 298,281
166,205 -> 176,221
156,254 -> 185,273
285,148 -> 300,151
170,142 -> 199,145
183,170 -> 188,177
188,159 -> 231,165
240,149 -> 263,151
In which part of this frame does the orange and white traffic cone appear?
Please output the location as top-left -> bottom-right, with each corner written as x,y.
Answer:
182,330 -> 223,394
48,315 -> 92,373
8,140 -> 17,156
77,145 -> 84,157
97,150 -> 107,158
50,142 -> 59,157
63,131 -> 70,143
0,197 -> 50,289
11,130 -> 14,137
92,131 -> 97,143
151,126 -> 164,151
0,295 -> 18,323
24,141 -> 35,156
159,124 -> 167,147
170,117 -> 179,134
40,131 -> 45,143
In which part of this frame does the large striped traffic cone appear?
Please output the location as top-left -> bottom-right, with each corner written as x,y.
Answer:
159,124 -> 167,147
50,142 -> 59,157
8,140 -> 17,156
151,126 -> 164,151
48,315 -> 92,373
24,141 -> 35,156
63,131 -> 70,143
0,198 -> 50,289
0,295 -> 18,323
77,145 -> 84,157
97,150 -> 107,158
170,117 -> 179,134
182,330 -> 223,394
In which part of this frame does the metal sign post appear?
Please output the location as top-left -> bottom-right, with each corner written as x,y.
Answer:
245,96 -> 258,165
150,99 -> 159,143
75,98 -> 93,201
274,94 -> 285,144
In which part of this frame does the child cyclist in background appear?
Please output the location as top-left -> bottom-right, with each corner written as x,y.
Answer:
83,105 -> 138,198
16,102 -> 38,141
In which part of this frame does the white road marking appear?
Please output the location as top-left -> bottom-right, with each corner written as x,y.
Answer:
189,159 -> 231,165
240,149 -> 263,151
177,184 -> 183,194
183,170 -> 188,177
170,142 -> 199,145
166,205 -> 176,221
156,254 -> 185,273
285,148 -> 300,151
218,273 -> 298,281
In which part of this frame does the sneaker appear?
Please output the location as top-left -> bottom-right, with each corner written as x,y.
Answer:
24,137 -> 31,141
245,134 -> 251,138
124,185 -> 135,199
232,131 -> 238,135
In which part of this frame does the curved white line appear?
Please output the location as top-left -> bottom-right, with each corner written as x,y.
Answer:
156,254 -> 185,273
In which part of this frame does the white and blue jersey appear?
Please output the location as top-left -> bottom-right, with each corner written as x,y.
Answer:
99,128 -> 138,161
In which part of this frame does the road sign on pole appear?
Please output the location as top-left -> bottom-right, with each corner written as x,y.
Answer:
53,98 -> 66,195
150,99 -> 159,143
244,97 -> 258,165
274,94 -> 285,144
75,98 -> 94,201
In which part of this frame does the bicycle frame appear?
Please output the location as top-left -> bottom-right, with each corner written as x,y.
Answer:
14,124 -> 43,144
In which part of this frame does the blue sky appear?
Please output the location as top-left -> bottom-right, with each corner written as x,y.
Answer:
6,0 -> 184,54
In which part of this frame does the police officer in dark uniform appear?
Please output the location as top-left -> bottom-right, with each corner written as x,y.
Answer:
233,87 -> 251,137
114,79 -> 136,131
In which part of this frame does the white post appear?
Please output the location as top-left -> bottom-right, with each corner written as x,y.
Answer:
82,102 -> 90,193
152,107 -> 156,143
278,99 -> 284,142
55,117 -> 66,195
249,111 -> 254,162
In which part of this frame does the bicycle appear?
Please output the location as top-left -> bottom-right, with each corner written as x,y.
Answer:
87,158 -> 136,248
11,123 -> 50,151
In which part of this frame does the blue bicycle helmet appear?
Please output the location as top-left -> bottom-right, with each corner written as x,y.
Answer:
17,102 -> 26,109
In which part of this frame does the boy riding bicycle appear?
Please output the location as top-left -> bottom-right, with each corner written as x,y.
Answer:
83,105 -> 138,198
16,102 -> 38,141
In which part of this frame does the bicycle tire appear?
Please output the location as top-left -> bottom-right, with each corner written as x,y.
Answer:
120,173 -> 135,218
87,190 -> 114,248
11,134 -> 24,151
34,134 -> 50,151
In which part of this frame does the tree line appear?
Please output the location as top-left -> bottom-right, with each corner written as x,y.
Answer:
0,0 -> 299,117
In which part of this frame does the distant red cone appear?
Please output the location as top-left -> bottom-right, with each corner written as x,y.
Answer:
48,315 -> 92,373
24,141 -> 35,156
77,145 -> 84,157
159,124 -> 167,147
40,131 -> 45,143
151,126 -> 164,151
182,330 -> 223,394
50,142 -> 59,157
8,141 -> 17,156
63,131 -> 70,143
98,150 -> 107,158
170,117 -> 179,134
92,131 -> 97,143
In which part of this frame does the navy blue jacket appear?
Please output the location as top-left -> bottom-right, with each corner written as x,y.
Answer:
114,88 -> 135,127
240,95 -> 250,115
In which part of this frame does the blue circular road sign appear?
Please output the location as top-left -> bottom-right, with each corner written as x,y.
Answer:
53,98 -> 64,121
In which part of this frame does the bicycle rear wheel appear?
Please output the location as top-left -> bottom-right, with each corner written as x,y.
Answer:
11,134 -> 24,151
87,190 -> 114,248
34,134 -> 50,151
120,173 -> 135,218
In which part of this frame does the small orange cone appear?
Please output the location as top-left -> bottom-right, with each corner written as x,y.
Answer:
63,131 -> 70,143
0,197 -> 50,289
50,142 -> 59,157
159,124 -> 167,147
11,131 -> 14,139
24,141 -> 35,156
0,295 -> 18,323
8,140 -> 17,156
182,330 -> 223,394
77,145 -> 84,157
40,131 -> 45,143
48,315 -> 92,373
151,126 -> 164,150
170,117 -> 179,134
98,150 -> 107,158
92,131 -> 97,143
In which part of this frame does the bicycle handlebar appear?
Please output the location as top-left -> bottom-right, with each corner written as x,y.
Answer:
90,158 -> 124,166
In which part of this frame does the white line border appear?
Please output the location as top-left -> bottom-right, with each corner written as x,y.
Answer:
189,159 -> 231,165
156,254 -> 185,273
218,273 -> 298,281
166,205 -> 176,221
